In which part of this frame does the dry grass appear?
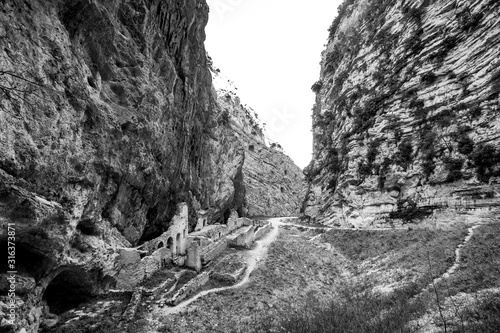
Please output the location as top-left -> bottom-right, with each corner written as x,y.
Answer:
157,227 -> 346,333
439,223 -> 500,295
322,226 -> 469,291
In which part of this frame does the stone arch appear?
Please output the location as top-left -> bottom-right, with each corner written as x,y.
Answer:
167,237 -> 174,253
157,241 -> 164,249
176,233 -> 181,254
42,267 -> 94,315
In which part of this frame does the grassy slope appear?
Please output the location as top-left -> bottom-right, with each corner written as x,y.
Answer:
155,224 -> 475,333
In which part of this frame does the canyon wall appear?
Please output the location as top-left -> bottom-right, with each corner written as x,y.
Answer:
304,0 -> 500,226
0,0 -> 303,331
212,68 -> 306,218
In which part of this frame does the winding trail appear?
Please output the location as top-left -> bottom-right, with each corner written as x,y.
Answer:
155,218 -> 455,315
426,224 -> 482,290
157,217 -> 284,315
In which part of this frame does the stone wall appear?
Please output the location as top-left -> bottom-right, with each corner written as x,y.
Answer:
210,254 -> 246,284
201,238 -> 228,264
186,242 -> 202,272
165,272 -> 210,306
254,222 -> 273,241
227,226 -> 255,249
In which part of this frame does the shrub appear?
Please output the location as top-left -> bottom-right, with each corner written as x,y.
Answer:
405,27 -> 424,54
444,157 -> 464,182
403,6 -> 425,22
454,126 -> 475,156
457,10 -> 483,32
389,203 -> 434,223
489,69 -> 500,96
419,129 -> 437,177
311,80 -> 323,93
274,285 -> 425,333
326,148 -> 341,174
218,109 -> 230,127
352,96 -> 382,133
469,103 -> 482,119
430,35 -> 457,62
358,160 -> 372,178
409,98 -> 424,109
395,138 -> 413,170
421,71 -> 437,85
327,0 -> 356,40
366,140 -> 380,167
324,47 -> 342,74
470,143 -> 500,182
432,109 -> 454,127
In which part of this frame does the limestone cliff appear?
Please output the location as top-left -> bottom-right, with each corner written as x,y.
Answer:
211,66 -> 306,217
304,0 -> 500,226
0,0 -> 305,331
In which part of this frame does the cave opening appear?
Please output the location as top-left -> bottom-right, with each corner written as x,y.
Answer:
0,236 -> 57,281
223,209 -> 231,224
43,268 -> 94,315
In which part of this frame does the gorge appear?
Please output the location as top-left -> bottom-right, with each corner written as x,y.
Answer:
1,0 -> 499,332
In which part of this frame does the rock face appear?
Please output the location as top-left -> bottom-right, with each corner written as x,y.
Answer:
304,0 -> 500,226
212,68 -> 307,218
0,0 -> 303,331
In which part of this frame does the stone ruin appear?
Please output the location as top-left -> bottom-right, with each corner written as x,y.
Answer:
35,203 -> 274,327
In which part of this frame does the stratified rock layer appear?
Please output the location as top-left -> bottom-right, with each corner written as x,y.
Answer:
304,0 -> 500,226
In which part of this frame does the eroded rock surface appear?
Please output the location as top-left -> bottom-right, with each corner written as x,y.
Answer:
212,67 -> 307,218
0,0 -> 303,331
304,0 -> 500,226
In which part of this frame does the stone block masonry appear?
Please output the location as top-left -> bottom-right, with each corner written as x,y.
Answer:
165,272 -> 210,306
210,254 -> 246,284
227,226 -> 255,249
121,287 -> 143,321
201,238 -> 228,264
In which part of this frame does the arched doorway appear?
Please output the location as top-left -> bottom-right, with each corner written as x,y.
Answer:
176,233 -> 181,254
157,241 -> 164,249
167,237 -> 174,253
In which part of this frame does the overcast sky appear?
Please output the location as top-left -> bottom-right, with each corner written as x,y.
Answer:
205,0 -> 343,168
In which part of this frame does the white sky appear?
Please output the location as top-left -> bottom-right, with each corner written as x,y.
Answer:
205,0 -> 342,168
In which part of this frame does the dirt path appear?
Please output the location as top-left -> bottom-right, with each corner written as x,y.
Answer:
427,224 -> 482,290
282,222 -> 408,232
157,217 -> 284,315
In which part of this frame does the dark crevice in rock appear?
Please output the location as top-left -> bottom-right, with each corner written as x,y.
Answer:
42,268 -> 95,315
